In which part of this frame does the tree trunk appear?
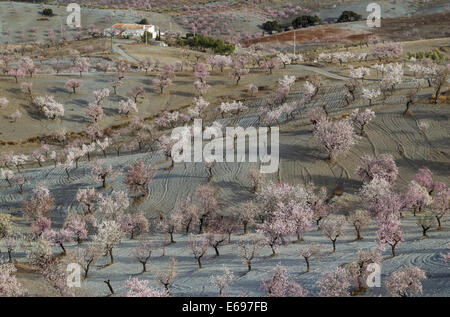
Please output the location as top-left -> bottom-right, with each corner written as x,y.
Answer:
305,257 -> 310,272
84,260 -> 93,279
434,85 -> 441,104
109,249 -> 114,264
214,246 -> 219,256
59,243 -> 66,255
436,216 -> 442,230
104,280 -> 114,295
332,239 -> 336,252
198,217 -> 205,234
197,257 -> 202,269
356,227 -> 362,240
391,243 -> 397,257
185,219 -> 192,234
270,245 -> 277,256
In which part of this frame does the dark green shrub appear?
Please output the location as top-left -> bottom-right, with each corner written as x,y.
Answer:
177,35 -> 234,54
42,8 -> 53,16
291,15 -> 321,29
337,11 -> 362,23
262,20 -> 282,33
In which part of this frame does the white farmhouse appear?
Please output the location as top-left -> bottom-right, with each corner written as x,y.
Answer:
104,24 -> 161,39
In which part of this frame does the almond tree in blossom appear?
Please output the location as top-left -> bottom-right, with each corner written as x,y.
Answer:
93,220 -> 123,265
404,180 -> 432,216
119,211 -> 149,239
359,176 -> 402,218
63,213 -> 88,244
31,149 -> 45,167
298,243 -> 322,272
131,240 -> 153,273
319,215 -> 346,252
414,167 -> 442,195
0,263 -> 26,296
123,277 -> 169,297
206,228 -> 228,257
111,79 -> 123,95
188,96 -> 210,120
348,209 -> 370,240
317,266 -> 351,297
257,207 -> 295,256
262,56 -> 281,75
115,60 -> 131,80
260,264 -> 307,297
20,82 -> 33,102
76,187 -> 98,215
279,200 -> 314,242
127,87 -> 145,103
44,227 -> 73,255
371,41 -> 403,61
10,172 -> 27,193
157,212 -> 182,243
97,190 -> 129,221
349,108 -> 376,135
234,201 -> 258,234
189,234 -> 208,269
237,236 -> 263,272
70,244 -> 102,279
384,266 -> 426,297
305,106 -> 327,127
154,257 -> 177,293
157,135 -> 177,169
123,160 -> 156,197
139,57 -> 155,74
431,65 -> 448,104
19,57 -> 37,78
1,235 -> 20,264
377,212 -> 403,257
431,185 -> 449,230
73,57 -> 90,77
416,212 -> 435,237
356,154 -> 398,185
30,217 -> 51,238
229,57 -> 249,85
8,68 -> 25,83
90,159 -> 121,188
153,76 -> 172,94
178,198 -> 199,234
210,266 -> 234,296
362,87 -> 381,106
118,99 -> 138,116
22,186 -> 54,220
347,248 -> 382,294
313,118 -> 358,161
195,184 -> 219,234
0,168 -> 14,187
35,95 -> 65,119
64,79 -> 82,94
